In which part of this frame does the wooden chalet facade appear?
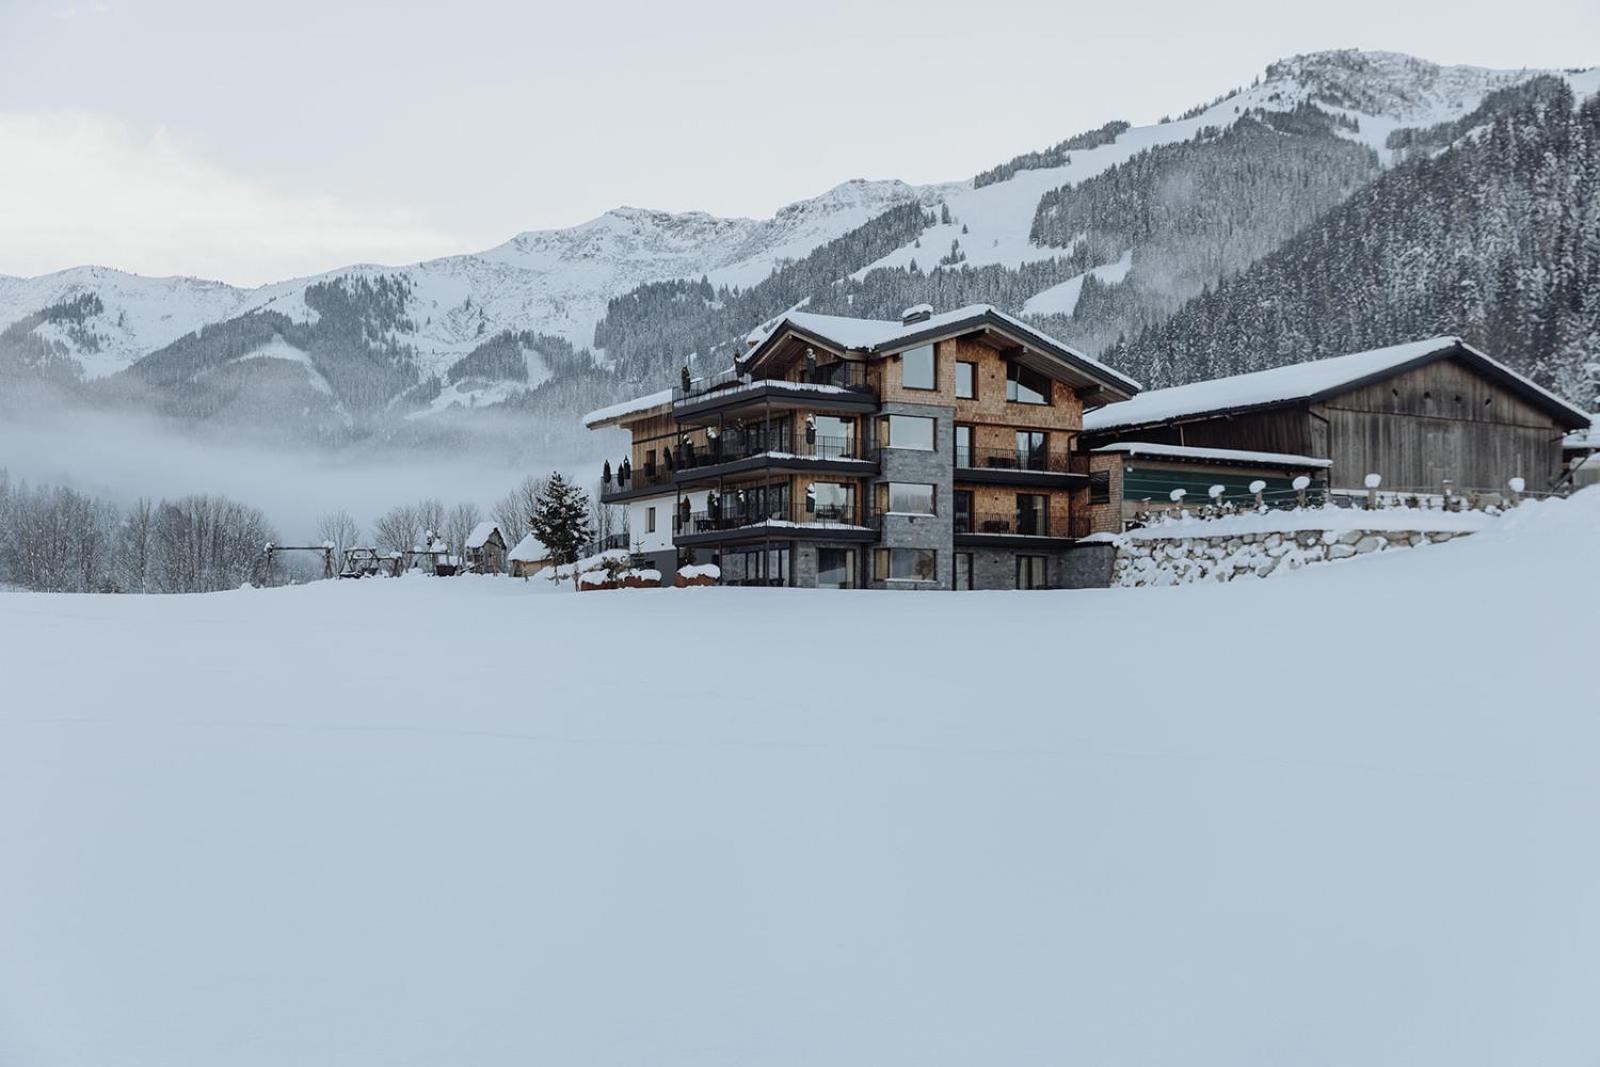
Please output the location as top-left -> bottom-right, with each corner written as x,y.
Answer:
584,304 -> 1140,589
1081,337 -> 1591,522
464,522 -> 508,575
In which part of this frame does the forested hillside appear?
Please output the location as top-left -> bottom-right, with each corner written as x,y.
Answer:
1104,77 -> 1600,401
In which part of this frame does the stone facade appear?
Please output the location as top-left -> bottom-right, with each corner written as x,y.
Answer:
871,400 -> 955,590
1108,528 -> 1471,587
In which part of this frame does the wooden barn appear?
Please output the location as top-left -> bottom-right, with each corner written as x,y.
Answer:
1082,337 -> 1591,501
464,522 -> 508,574
507,533 -> 551,578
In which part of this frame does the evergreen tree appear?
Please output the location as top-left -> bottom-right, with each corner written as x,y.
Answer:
528,473 -> 592,587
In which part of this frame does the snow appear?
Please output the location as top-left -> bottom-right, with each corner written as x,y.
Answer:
3,491 -> 1600,1063
464,522 -> 501,549
1021,250 -> 1133,317
1564,424 -> 1600,450
3,492 -> 1598,1063
677,563 -> 720,579
581,387 -> 673,428
230,335 -> 336,397
1092,441 -> 1332,468
1084,336 -> 1589,432
506,533 -> 548,563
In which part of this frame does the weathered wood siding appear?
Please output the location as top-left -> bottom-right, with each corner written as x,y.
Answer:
1315,358 -> 1567,491
1092,408 -> 1315,456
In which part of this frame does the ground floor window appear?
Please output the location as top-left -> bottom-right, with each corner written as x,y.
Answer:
954,552 -> 973,590
816,547 -> 856,589
1016,554 -> 1047,590
875,547 -> 937,583
720,545 -> 790,586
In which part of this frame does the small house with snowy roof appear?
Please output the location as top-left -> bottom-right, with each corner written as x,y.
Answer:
463,522 -> 507,574
507,533 -> 551,578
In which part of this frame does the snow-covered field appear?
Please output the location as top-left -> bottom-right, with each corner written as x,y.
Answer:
2,492 -> 1597,1065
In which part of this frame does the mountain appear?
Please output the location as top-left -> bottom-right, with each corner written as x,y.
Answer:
3,49 -> 1596,462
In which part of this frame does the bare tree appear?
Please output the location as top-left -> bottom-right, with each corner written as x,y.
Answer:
152,493 -> 276,593
492,475 -> 546,546
443,502 -> 482,570
372,504 -> 421,555
117,497 -> 155,593
316,508 -> 361,570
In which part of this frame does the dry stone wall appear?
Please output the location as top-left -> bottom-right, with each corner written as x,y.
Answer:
1110,528 -> 1471,587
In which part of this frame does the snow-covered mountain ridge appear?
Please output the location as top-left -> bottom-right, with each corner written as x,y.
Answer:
2,48 -> 1594,444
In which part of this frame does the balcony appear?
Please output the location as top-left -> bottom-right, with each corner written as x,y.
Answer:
672,501 -> 876,546
599,464 -> 676,503
673,365 -> 877,420
954,509 -> 1074,547
955,445 -> 1086,488
674,432 -> 878,483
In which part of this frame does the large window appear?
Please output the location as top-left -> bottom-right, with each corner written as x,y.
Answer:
953,490 -> 973,534
955,425 -> 973,468
722,547 -> 790,587
805,482 -> 853,522
816,548 -> 856,589
956,361 -> 977,399
954,552 -> 974,590
810,414 -> 855,459
1006,362 -> 1051,405
900,344 -> 936,390
1016,555 -> 1047,590
875,547 -> 937,583
880,482 -> 935,515
1016,430 -> 1048,470
1016,493 -> 1048,536
1089,470 -> 1111,505
878,414 -> 935,451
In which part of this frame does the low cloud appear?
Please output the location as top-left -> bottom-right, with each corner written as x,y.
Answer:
0,111 -> 466,286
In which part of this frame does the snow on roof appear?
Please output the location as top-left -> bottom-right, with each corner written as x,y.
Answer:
1563,424 -> 1600,450
759,303 -> 1140,394
507,533 -> 549,563
1084,337 -> 1591,432
464,522 -> 501,549
1091,442 -> 1333,468
582,387 -> 674,429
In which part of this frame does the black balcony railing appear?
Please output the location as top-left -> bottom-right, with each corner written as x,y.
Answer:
955,510 -> 1053,537
673,363 -> 874,405
674,501 -> 865,536
676,432 -> 870,471
579,532 -> 632,556
603,465 -> 674,495
955,445 -> 1073,474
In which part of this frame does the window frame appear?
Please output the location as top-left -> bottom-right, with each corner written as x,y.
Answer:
645,506 -> 656,533
874,547 -> 938,583
899,343 -> 937,391
878,414 -> 936,452
1005,362 -> 1052,406
879,482 -> 937,516
955,361 -> 977,400
1016,554 -> 1047,590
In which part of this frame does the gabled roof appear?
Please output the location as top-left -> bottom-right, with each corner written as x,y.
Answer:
743,303 -> 1141,402
508,533 -> 549,563
464,522 -> 502,550
1083,337 -> 1592,434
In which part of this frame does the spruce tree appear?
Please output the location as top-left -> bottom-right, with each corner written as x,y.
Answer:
528,473 -> 592,588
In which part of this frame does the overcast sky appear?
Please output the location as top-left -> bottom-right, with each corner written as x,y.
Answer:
2,0 -> 1595,286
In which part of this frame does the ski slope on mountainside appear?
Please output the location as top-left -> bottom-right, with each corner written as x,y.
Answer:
2,490 -> 1597,1066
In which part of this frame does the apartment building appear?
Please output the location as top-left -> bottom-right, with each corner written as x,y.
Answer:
583,303 -> 1140,589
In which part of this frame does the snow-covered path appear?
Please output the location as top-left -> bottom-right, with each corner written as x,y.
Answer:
2,493 -> 1597,1066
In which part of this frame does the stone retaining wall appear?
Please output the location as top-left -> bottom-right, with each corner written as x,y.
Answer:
1110,528 -> 1471,588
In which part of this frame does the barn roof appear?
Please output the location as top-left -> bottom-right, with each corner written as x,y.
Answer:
464,522 -> 502,549
508,533 -> 549,563
1082,337 -> 1592,434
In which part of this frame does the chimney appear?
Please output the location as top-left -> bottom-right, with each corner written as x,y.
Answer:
900,303 -> 933,326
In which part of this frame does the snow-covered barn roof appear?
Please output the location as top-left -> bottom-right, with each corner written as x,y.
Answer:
464,522 -> 502,549
1091,442 -> 1333,468
582,387 -> 674,430
1083,337 -> 1592,434
743,303 -> 1142,402
508,533 -> 549,563
1563,424 -> 1600,451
